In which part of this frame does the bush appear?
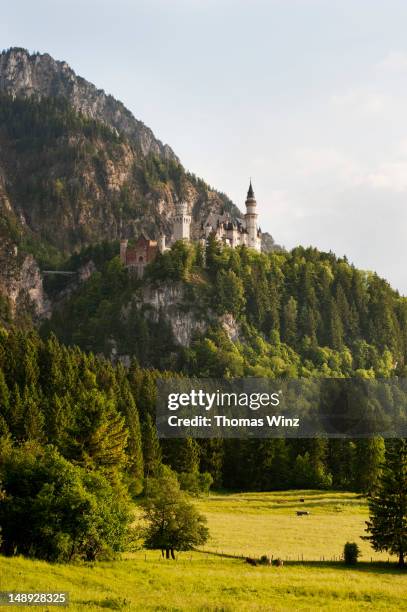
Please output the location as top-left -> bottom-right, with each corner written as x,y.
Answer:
343,542 -> 360,565
0,444 -> 135,562
178,471 -> 213,496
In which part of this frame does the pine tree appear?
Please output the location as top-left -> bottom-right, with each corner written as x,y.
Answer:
199,439 -> 224,488
353,437 -> 385,493
268,438 -> 290,489
329,298 -> 344,350
328,439 -> 355,489
69,389 -> 128,480
205,232 -> 222,276
216,270 -> 245,317
45,393 -> 73,450
22,385 -> 44,441
364,439 -> 407,568
129,368 -> 156,420
9,384 -> 24,440
282,297 -> 298,346
163,438 -> 200,474
0,369 -> 10,419
117,380 -> 144,494
142,413 -> 162,478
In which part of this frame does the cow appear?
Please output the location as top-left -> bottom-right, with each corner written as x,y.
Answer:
245,557 -> 258,566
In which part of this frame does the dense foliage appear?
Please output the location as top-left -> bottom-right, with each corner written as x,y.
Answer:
0,443 -> 134,561
46,239 -> 407,378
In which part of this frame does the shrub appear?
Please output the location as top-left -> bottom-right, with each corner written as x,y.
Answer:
343,542 -> 360,565
178,470 -> 213,496
0,444 -> 135,562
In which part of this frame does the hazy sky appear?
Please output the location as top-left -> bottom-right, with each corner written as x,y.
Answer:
2,0 -> 407,293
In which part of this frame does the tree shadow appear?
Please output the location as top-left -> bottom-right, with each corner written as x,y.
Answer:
286,560 -> 405,575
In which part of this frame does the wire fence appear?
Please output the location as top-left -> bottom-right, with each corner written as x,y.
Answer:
139,549 -> 391,564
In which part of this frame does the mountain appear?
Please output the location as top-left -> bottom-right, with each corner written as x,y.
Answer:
0,48 -> 279,319
0,47 -> 177,161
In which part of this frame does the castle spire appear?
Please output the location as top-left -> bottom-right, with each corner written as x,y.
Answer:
244,179 -> 261,252
247,179 -> 255,199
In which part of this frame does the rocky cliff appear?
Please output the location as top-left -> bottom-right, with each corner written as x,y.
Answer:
0,243 -> 50,323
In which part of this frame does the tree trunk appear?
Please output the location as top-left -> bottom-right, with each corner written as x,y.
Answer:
398,552 -> 405,569
165,548 -> 170,559
170,548 -> 175,560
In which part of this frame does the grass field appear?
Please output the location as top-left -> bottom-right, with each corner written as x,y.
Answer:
0,491 -> 405,611
194,490 -> 392,561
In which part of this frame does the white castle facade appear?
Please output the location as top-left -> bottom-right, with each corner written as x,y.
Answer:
120,181 -> 262,276
166,180 -> 261,253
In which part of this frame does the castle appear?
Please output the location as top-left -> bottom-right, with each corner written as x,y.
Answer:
120,181 -> 262,277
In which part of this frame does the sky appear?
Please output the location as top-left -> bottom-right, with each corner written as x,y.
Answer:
2,0 -> 407,293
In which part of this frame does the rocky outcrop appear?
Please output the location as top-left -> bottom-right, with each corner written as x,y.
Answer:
130,283 -> 241,347
219,313 -> 241,343
1,252 -> 50,320
133,283 -> 207,346
0,48 -> 177,161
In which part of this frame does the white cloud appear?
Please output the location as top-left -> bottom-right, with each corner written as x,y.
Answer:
331,89 -> 388,115
377,50 -> 407,72
364,160 -> 407,192
293,147 -> 361,183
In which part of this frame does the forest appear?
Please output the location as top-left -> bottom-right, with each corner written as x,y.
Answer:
2,236 -> 406,497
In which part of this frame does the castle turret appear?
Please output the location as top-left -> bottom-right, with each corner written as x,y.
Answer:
158,232 -> 166,253
120,239 -> 128,264
173,200 -> 191,242
244,181 -> 261,251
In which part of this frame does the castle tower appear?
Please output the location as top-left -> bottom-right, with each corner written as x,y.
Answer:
120,239 -> 128,264
158,232 -> 166,253
173,200 -> 191,242
244,181 -> 261,251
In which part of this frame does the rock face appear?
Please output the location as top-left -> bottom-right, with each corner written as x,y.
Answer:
134,283 -> 207,347
0,251 -> 50,320
131,283 -> 240,348
0,48 -> 177,161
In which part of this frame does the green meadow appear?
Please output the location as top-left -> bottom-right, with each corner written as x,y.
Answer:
0,491 -> 405,611
194,490 -> 391,561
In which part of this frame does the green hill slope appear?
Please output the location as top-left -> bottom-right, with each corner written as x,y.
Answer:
43,240 -> 407,378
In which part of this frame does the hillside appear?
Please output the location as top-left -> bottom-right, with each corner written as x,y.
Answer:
0,91 -> 240,259
43,240 -> 407,379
